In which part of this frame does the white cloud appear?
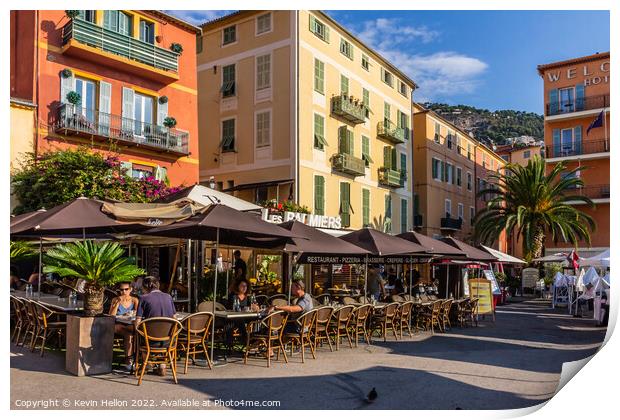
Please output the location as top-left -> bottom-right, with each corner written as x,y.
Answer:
346,17 -> 488,101
165,10 -> 233,26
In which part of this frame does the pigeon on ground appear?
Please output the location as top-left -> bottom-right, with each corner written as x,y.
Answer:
365,388 -> 378,403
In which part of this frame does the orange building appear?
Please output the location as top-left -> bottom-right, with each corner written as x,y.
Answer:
537,52 -> 610,257
10,10 -> 200,188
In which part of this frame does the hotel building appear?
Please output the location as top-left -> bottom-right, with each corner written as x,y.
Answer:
537,52 -> 610,257
412,103 -> 508,251
197,11 -> 415,233
10,10 -> 200,190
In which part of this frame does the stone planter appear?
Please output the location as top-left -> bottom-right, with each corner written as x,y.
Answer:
65,314 -> 115,376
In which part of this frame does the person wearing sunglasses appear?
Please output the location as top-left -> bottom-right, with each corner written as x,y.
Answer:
109,282 -> 139,371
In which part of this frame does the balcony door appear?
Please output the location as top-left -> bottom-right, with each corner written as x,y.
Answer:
559,87 -> 575,113
133,93 -> 154,136
561,128 -> 574,155
75,78 -> 96,122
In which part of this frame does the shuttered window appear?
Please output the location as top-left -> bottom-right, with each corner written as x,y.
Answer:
309,15 -> 329,42
339,126 -> 353,155
223,25 -> 236,45
314,176 -> 325,215
340,183 -> 351,227
384,102 -> 391,125
362,188 -> 370,226
221,119 -> 235,152
313,114 -> 327,150
256,111 -> 270,147
221,64 -> 236,97
362,136 -> 372,167
314,59 -> 324,94
256,13 -> 271,34
400,153 -> 407,179
400,199 -> 408,233
256,54 -> 271,90
340,75 -> 349,95
340,38 -> 354,60
362,88 -> 369,118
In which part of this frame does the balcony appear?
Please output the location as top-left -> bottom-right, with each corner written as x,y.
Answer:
545,94 -> 610,117
413,214 -> 423,227
377,120 -> 406,144
378,167 -> 405,188
54,104 -> 189,156
440,216 -> 463,231
330,94 -> 366,124
332,153 -> 366,177
566,184 -> 610,201
61,18 -> 180,83
546,139 -> 609,159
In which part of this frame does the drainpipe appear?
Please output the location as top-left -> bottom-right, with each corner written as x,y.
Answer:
34,10 -> 40,155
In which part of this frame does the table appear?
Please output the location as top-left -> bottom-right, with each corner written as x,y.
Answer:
11,290 -> 84,311
214,310 -> 261,320
115,312 -> 190,325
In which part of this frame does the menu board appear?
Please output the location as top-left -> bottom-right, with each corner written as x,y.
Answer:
483,270 -> 501,294
522,268 -> 540,289
468,278 -> 495,321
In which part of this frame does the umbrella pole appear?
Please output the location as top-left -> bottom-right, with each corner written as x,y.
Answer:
409,260 -> 413,299
210,228 -> 219,365
225,247 -> 230,295
37,237 -> 42,297
287,252 -> 293,304
82,227 -> 86,241
364,255 -> 368,298
445,264 -> 450,299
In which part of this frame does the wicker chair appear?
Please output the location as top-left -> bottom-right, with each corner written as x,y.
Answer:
283,309 -> 317,363
271,298 -> 288,307
419,300 -> 443,334
313,306 -> 335,351
22,299 -> 40,350
135,317 -> 183,385
178,312 -> 214,373
244,311 -> 289,367
268,294 -> 288,304
439,299 -> 454,332
357,296 -> 369,304
342,296 -> 357,305
329,305 -> 354,350
395,301 -> 414,338
349,304 -> 372,346
31,301 -> 66,356
315,294 -> 333,305
462,298 -> 479,327
197,301 -> 226,312
254,295 -> 269,306
390,294 -> 405,303
370,302 -> 400,342
455,298 -> 470,327
10,296 -> 26,344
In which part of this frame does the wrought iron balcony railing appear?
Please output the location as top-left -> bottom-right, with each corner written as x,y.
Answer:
546,94 -> 610,116
413,214 -> 423,227
440,216 -> 463,230
565,184 -> 610,200
377,120 -> 406,144
330,94 -> 366,124
546,139 -> 609,158
332,153 -> 366,177
54,104 -> 189,155
378,167 -> 405,188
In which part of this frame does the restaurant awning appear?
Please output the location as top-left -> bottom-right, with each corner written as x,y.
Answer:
101,199 -> 205,225
156,184 -> 262,212
440,237 -> 498,262
222,178 -> 294,193
340,227 -> 429,256
479,245 -> 526,264
532,253 -> 569,263
397,231 -> 466,257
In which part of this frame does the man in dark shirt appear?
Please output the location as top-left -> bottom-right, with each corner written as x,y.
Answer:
233,250 -> 247,281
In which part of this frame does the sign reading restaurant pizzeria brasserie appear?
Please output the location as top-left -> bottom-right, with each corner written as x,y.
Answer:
296,254 -> 433,265
261,208 -> 342,230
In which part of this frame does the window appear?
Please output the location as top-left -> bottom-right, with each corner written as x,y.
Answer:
362,189 -> 370,226
447,130 -> 454,149
314,176 -> 325,215
467,172 -> 472,191
221,64 -> 236,97
313,59 -> 324,94
340,183 -> 351,227
381,68 -> 393,87
313,114 -> 327,150
458,203 -> 464,220
401,199 -> 408,233
398,111 -> 410,140
383,102 -> 391,126
139,20 -> 154,44
339,126 -> 354,155
561,128 -> 574,154
256,13 -> 271,35
385,194 -> 392,219
400,153 -> 407,179
361,54 -> 369,71
340,75 -> 349,95
223,25 -> 236,45
104,11 -> 132,36
446,163 -> 454,184
470,207 -> 475,225
256,111 -> 270,147
74,77 -> 97,120
467,143 -> 472,160
133,93 -> 154,135
456,167 -> 462,187
434,122 -> 441,143
221,119 -> 235,152
456,134 -> 462,153
78,10 -> 96,23
256,54 -> 271,90
131,163 -> 154,180
559,87 -> 575,113
362,136 -> 372,167
309,15 -> 329,42
398,80 -> 407,97
445,199 -> 452,217
340,38 -> 354,60
362,88 -> 369,118
432,158 -> 442,181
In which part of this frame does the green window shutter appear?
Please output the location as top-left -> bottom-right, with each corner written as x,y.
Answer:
362,136 -> 372,166
575,84 -> 585,111
574,126 -> 582,154
362,88 -> 369,117
549,89 -> 559,115
314,59 -> 324,94
383,146 -> 391,168
309,15 -> 317,33
347,129 -> 354,155
384,102 -> 390,123
103,10 -> 118,32
340,183 -> 350,227
324,25 -> 330,42
313,113 -> 325,149
362,189 -> 370,226
401,199 -> 408,233
391,148 -> 397,170
314,176 -> 325,215
119,12 -> 131,36
338,126 -> 348,154
432,159 -> 438,179
400,153 -> 407,176
553,129 -> 561,157
385,194 -> 392,218
340,75 -> 349,95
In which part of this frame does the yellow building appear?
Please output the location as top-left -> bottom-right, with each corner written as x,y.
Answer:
412,103 -> 507,251
198,11 -> 416,232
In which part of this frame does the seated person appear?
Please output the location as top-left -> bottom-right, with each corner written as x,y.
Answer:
109,282 -> 139,371
271,279 -> 313,332
227,279 -> 257,311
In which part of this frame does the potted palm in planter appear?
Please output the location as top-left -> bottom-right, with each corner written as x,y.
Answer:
43,241 -> 145,376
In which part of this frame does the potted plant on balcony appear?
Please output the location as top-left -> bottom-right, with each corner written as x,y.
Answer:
44,241 -> 145,316
170,43 -> 184,55
163,117 -> 178,148
65,10 -> 80,19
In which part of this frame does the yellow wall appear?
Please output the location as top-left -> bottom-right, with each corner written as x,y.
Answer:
10,102 -> 36,212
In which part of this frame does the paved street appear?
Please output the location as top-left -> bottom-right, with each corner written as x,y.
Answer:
10,299 -> 605,410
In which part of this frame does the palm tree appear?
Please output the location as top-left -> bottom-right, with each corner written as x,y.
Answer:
474,156 -> 595,263
10,241 -> 38,260
44,241 -> 144,316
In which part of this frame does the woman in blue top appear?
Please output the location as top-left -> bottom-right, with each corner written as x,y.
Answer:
109,282 -> 139,371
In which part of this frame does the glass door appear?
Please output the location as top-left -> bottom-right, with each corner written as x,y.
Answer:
559,87 -> 575,113
133,93 -> 154,136
561,128 -> 574,156
75,78 -> 96,123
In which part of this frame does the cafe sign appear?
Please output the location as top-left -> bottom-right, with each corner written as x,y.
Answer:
261,208 -> 342,230
468,278 -> 495,321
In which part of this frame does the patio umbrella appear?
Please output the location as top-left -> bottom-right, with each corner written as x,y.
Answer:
341,228 -> 429,297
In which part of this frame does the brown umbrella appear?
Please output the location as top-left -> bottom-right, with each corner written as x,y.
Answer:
440,237 -> 498,262
277,220 -> 368,256
340,227 -> 428,256
397,231 -> 466,257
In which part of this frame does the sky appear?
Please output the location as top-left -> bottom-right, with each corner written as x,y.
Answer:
168,10 -> 610,114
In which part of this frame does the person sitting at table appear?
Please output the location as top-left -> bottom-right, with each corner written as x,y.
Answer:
271,280 -> 313,330
227,279 -> 258,311
135,276 -> 176,376
109,282 -> 139,371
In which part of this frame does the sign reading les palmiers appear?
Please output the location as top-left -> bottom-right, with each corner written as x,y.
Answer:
261,208 -> 342,229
